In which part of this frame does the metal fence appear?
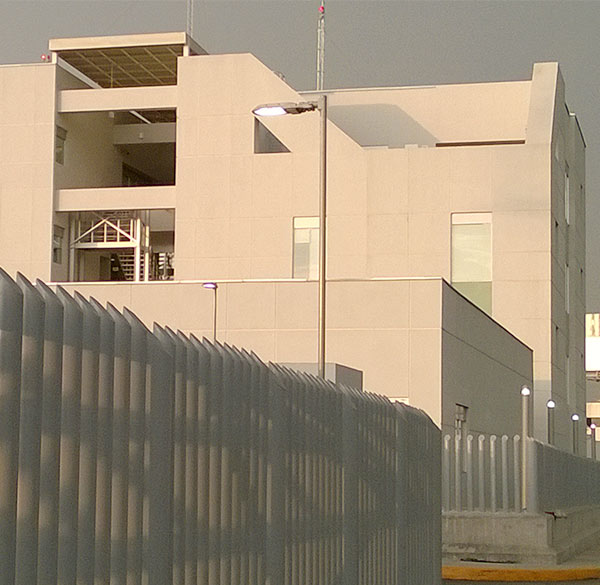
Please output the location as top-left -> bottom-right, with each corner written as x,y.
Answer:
443,431 -> 600,514
0,269 -> 441,585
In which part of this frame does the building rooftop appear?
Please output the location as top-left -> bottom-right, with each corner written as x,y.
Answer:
49,32 -> 206,88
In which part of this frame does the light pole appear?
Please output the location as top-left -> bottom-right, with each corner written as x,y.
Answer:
521,385 -> 531,511
203,282 -> 218,341
572,413 -> 580,455
546,399 -> 556,445
253,97 -> 328,378
590,423 -> 597,460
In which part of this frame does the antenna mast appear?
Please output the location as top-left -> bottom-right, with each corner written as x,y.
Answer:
186,0 -> 194,38
316,0 -> 325,90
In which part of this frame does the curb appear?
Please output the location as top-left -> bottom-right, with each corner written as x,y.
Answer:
442,565 -> 600,582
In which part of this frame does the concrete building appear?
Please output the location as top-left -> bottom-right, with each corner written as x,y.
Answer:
0,32 -> 584,445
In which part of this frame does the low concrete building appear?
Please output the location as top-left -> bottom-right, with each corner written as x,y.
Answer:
60,277 -> 532,438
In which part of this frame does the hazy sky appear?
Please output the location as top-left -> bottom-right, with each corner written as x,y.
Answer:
2,0 -> 600,305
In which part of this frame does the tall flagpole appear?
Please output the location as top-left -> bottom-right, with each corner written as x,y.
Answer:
316,0 -> 325,90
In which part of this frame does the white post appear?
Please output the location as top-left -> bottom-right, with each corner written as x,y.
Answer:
547,400 -> 556,445
317,95 -> 327,378
572,414 -> 580,455
521,386 -> 531,511
591,424 -> 597,460
134,218 -> 141,283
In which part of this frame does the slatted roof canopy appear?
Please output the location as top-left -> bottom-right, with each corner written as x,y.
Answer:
49,32 -> 206,88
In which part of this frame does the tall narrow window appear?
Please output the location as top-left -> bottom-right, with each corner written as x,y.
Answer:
53,225 -> 64,264
451,212 -> 492,314
55,126 -> 67,165
293,217 -> 319,279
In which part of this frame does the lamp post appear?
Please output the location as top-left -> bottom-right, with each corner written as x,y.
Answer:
203,282 -> 218,341
546,399 -> 556,445
253,97 -> 328,378
572,413 -> 580,455
590,423 -> 597,460
521,385 -> 531,511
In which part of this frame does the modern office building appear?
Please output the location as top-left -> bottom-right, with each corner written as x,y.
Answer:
0,32 -> 584,445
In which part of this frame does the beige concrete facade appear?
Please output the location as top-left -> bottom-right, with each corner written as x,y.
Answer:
0,33 -> 584,446
58,277 -> 532,439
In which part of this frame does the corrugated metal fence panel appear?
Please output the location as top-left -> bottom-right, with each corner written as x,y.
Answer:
0,268 -> 440,585
530,438 -> 600,512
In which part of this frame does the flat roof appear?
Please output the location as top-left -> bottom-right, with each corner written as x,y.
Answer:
49,32 -> 206,88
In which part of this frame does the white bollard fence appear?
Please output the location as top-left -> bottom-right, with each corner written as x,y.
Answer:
444,430 -> 600,514
443,432 -> 522,513
0,269 -> 441,585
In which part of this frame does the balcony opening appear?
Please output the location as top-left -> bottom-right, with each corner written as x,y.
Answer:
54,109 -> 176,189
59,209 -> 175,282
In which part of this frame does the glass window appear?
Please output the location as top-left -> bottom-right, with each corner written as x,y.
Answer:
53,225 -> 64,264
55,126 -> 67,165
451,213 -> 492,313
293,216 -> 319,279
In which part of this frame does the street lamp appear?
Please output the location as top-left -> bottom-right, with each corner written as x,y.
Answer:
590,423 -> 597,460
203,282 -> 218,341
572,413 -> 580,455
253,96 -> 328,378
546,399 -> 556,445
520,385 -> 531,510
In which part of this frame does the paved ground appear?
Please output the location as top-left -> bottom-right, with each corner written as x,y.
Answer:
442,541 -> 600,583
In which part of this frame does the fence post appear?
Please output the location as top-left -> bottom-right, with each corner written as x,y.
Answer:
501,435 -> 509,512
442,435 -> 450,511
342,390 -> 358,585
454,433 -> 462,511
513,435 -> 521,512
466,435 -> 474,512
478,435 -> 485,512
490,435 -> 497,513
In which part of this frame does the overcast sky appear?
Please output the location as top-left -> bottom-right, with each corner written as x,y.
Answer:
2,0 -> 600,306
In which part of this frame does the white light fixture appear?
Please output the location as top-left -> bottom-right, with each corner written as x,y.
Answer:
203,282 -> 218,341
252,101 -> 318,117
521,386 -> 531,396
546,399 -> 556,408
572,413 -> 580,422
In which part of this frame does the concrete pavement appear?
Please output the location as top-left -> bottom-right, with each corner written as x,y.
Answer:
443,540 -> 600,582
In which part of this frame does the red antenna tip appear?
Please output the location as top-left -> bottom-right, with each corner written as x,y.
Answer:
319,4 -> 324,13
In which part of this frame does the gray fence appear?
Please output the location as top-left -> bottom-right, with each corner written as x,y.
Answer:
0,269 -> 441,585
444,432 -> 600,514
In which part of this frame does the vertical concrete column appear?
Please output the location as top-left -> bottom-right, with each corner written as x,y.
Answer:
146,329 -> 174,585
124,309 -> 148,585
0,269 -> 23,585
56,286 -> 84,585
14,275 -> 45,585
74,293 -> 100,585
90,299 -> 115,585
107,304 -> 131,585
35,280 -> 64,585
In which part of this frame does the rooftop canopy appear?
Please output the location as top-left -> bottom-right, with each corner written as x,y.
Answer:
49,32 -> 206,88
